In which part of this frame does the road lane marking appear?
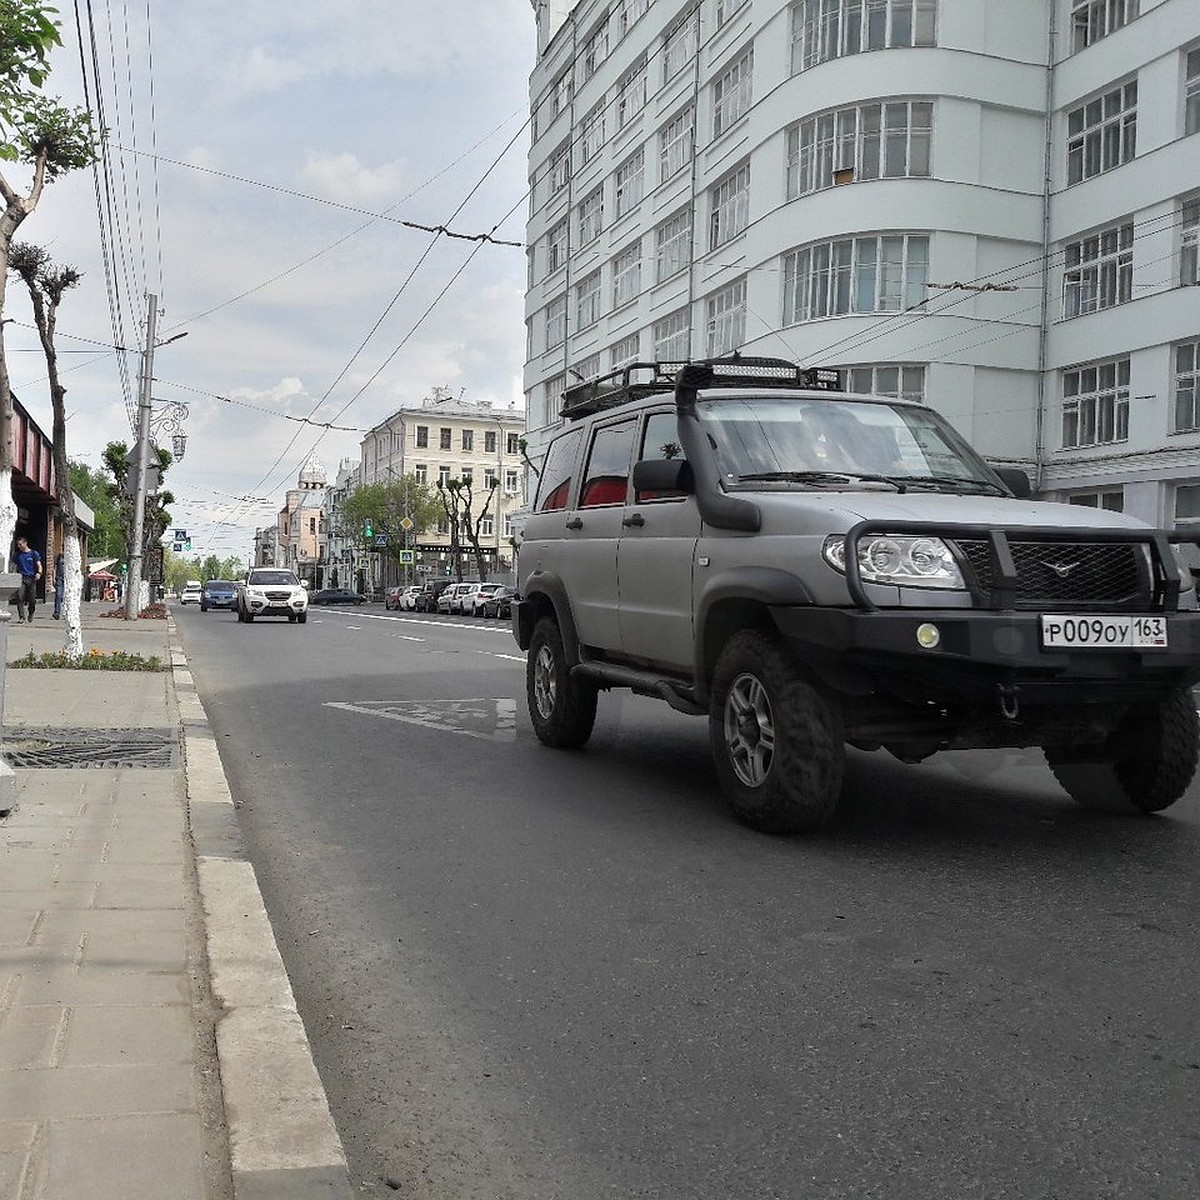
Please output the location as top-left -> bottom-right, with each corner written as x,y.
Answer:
324,698 -> 517,742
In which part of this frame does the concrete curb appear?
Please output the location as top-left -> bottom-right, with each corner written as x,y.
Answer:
168,621 -> 353,1200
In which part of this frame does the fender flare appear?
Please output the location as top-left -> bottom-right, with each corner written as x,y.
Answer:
515,572 -> 582,664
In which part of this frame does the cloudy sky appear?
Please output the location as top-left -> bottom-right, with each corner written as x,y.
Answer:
5,0 -> 536,562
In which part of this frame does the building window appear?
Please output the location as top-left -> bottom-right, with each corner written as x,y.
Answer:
547,217 -> 569,275
1175,485 -> 1200,529
575,352 -> 602,382
1062,220 -> 1133,318
1071,0 -> 1139,53
787,100 -> 932,197
482,431 -> 495,455
653,308 -> 691,360
612,241 -> 642,308
717,0 -> 749,26
713,48 -> 753,137
710,163 -> 750,249
1187,47 -> 1200,136
659,104 -> 695,182
784,234 -> 930,322
507,432 -> 521,455
581,19 -> 609,80
461,429 -> 474,452
546,294 -> 567,349
553,68 -> 573,118
1183,197 -> 1199,286
1174,338 -> 1200,432
614,149 -> 645,219
1068,490 -> 1124,511
664,9 -> 700,83
439,427 -> 452,450
847,363 -> 927,401
791,0 -> 937,73
439,465 -> 452,487
415,463 -> 428,484
545,375 -> 567,413
549,140 -> 572,194
578,186 -> 604,245
505,468 -> 519,494
480,514 -> 495,538
611,332 -> 640,366
617,0 -> 649,38
617,55 -> 648,130
1062,358 -> 1130,448
706,278 -> 746,356
655,208 -> 692,282
580,101 -> 606,165
576,270 -> 602,329
1067,81 -> 1137,185
415,425 -> 429,448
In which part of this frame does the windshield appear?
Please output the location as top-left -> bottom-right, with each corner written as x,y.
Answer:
248,570 -> 300,586
697,395 -> 1001,492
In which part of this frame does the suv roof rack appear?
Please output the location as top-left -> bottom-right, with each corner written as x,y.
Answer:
559,355 -> 842,420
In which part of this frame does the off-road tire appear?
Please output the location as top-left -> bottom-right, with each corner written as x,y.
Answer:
709,630 -> 845,834
527,616 -> 597,749
297,612 -> 307,624
1045,687 -> 1198,814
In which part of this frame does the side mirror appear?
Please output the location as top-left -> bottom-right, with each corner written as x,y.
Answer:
301,580 -> 310,589
632,457 -> 694,500
993,466 -> 1032,499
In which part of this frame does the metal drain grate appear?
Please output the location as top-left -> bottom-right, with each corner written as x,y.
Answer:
1,727 -> 179,769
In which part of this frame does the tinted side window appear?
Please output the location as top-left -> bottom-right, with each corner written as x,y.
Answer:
580,419 -> 637,508
536,428 -> 583,511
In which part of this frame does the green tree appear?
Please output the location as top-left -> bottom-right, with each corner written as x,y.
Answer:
0,1 -> 99,556
437,475 -> 500,582
337,475 -> 439,579
68,459 -> 121,556
101,440 -> 174,566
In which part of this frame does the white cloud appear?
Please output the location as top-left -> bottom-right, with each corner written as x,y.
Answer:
299,151 -> 410,208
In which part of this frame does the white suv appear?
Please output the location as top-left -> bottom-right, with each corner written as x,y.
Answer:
180,580 -> 202,604
237,569 -> 309,623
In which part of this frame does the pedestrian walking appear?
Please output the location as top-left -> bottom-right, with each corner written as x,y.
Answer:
13,536 -> 43,623
53,551 -> 65,618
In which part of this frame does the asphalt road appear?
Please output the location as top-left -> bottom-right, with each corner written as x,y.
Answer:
177,602 -> 1200,1200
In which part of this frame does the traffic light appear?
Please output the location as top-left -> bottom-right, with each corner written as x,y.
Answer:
363,518 -> 374,539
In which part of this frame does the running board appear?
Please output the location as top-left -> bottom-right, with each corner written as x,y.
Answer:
572,661 -> 707,716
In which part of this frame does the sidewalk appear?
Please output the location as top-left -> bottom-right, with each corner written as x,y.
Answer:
0,603 -> 352,1200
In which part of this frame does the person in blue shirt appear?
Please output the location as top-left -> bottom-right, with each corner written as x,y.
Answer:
13,536 -> 43,622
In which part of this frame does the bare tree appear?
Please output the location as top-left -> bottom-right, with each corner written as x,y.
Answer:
437,475 -> 500,582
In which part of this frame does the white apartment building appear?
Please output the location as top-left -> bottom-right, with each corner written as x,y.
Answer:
523,0 -> 1200,530
360,387 -> 528,580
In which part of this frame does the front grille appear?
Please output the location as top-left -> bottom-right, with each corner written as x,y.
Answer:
952,539 -> 1147,610
264,590 -> 293,602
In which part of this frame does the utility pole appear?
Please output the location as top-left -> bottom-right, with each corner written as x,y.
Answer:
125,295 -> 158,620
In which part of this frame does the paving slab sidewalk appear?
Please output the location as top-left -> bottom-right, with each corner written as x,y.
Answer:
0,603 -> 351,1200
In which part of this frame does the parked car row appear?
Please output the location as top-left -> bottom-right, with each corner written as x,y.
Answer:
385,579 -> 517,619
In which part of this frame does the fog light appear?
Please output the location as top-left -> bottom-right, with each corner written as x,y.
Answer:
916,622 -> 941,649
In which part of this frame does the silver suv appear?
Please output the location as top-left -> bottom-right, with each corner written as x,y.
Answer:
513,358 -> 1200,834
237,568 -> 309,623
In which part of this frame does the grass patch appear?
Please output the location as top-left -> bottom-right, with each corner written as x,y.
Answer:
8,649 -> 164,671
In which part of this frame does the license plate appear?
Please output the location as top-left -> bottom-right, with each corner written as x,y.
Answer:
1041,615 -> 1168,650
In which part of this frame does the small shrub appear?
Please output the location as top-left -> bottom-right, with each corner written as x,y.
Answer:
99,604 -> 167,619
8,649 -> 164,671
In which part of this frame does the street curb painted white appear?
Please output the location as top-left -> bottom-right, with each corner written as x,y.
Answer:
169,624 -> 353,1200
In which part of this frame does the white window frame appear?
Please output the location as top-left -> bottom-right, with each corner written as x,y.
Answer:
576,271 -> 602,330
784,233 -> 930,321
578,186 -> 604,245
549,140 -> 571,194
846,363 -> 927,401
547,217 -> 569,275
612,241 -> 642,308
1071,0 -> 1139,54
713,49 -> 753,137
610,332 -> 640,367
546,294 -> 567,349
659,104 -> 695,181
1183,197 -> 1199,287
617,0 -> 650,38
580,101 -> 607,165
617,55 -> 648,130
1067,81 -> 1137,185
1187,46 -> 1200,137
1062,220 -> 1133,318
553,68 -> 573,118
504,468 -> 520,495
787,99 -> 932,197
614,149 -> 645,219
506,433 -> 521,455
709,163 -> 750,250
581,19 -> 610,80
706,278 -> 747,356
664,9 -> 700,84
1174,338 -> 1200,433
655,208 -> 692,282
1061,358 -> 1130,448
653,308 -> 691,360
717,0 -> 749,26
791,0 -> 937,74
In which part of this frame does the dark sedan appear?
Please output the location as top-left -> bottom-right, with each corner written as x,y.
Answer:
480,586 -> 518,619
308,588 -> 367,606
200,580 -> 238,611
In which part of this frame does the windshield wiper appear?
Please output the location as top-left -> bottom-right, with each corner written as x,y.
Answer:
736,470 -> 909,492
892,474 -> 1006,495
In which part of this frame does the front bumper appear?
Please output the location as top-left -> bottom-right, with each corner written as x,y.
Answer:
244,593 -> 307,617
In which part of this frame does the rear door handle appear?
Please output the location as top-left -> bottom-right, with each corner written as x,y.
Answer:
622,512 -> 645,528
565,517 -> 583,530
